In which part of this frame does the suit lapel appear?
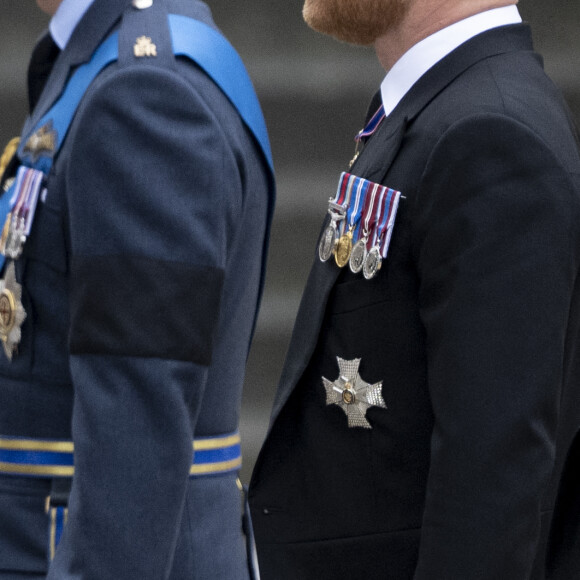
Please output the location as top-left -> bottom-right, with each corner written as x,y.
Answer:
269,23 -> 535,426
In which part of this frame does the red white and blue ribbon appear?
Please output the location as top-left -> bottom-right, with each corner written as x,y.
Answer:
345,175 -> 369,237
375,187 -> 401,258
337,174 -> 358,237
355,105 -> 386,143
323,170 -> 402,277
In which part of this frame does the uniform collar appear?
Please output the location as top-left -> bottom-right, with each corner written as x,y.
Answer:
49,0 -> 96,50
24,0 -> 132,136
380,5 -> 522,117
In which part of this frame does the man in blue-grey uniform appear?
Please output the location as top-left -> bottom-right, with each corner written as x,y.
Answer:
0,0 -> 274,578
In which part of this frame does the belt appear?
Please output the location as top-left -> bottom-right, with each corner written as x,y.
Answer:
0,432 -> 242,478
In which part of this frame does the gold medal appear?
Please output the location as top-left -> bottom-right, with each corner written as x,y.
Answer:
334,229 -> 353,268
0,262 -> 26,361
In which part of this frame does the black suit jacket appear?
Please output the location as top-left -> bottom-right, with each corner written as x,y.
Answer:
250,24 -> 580,579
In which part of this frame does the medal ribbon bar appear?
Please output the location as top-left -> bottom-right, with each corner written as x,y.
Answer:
0,167 -> 44,260
345,176 -> 367,236
378,188 -> 401,258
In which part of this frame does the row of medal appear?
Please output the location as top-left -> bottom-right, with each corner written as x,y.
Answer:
0,165 -> 45,261
0,164 -> 45,360
319,172 -> 401,280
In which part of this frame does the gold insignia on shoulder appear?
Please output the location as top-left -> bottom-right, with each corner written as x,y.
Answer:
134,36 -> 157,58
0,138 -> 20,182
0,262 -> 26,361
22,122 -> 57,162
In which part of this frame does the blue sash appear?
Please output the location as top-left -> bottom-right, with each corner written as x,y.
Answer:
0,14 -> 273,270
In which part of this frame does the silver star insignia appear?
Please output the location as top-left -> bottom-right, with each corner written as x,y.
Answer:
322,357 -> 386,429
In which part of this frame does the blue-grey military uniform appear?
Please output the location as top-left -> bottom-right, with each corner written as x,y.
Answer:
0,0 -> 274,578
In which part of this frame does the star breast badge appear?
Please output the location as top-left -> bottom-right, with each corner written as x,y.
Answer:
322,357 -> 386,429
0,262 -> 26,360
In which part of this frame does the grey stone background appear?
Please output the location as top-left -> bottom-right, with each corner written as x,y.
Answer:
1,1 -> 579,481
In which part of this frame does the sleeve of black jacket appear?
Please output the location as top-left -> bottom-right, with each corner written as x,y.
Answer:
412,114 -> 580,579
46,63 -> 240,578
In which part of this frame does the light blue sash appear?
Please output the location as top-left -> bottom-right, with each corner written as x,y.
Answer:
0,15 -> 273,270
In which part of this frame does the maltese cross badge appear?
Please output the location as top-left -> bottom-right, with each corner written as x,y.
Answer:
322,357 -> 386,429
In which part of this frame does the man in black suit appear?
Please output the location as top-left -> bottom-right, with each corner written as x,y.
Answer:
249,0 -> 580,578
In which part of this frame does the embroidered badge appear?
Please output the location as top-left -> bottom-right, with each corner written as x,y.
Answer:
134,36 -> 157,58
22,122 -> 57,163
322,357 -> 386,429
0,262 -> 26,360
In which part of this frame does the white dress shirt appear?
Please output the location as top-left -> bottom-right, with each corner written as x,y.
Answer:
50,0 -> 96,50
381,5 -> 522,116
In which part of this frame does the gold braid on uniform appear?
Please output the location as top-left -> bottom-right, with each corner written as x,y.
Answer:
0,138 -> 20,183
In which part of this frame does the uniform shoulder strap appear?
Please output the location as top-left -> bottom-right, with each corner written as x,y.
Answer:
18,10 -> 273,176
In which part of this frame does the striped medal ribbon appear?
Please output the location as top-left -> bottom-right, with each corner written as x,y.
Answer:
363,186 -> 401,280
355,105 -> 386,142
334,175 -> 368,268
349,105 -> 387,168
0,166 -> 45,259
349,180 -> 382,274
319,172 -> 355,262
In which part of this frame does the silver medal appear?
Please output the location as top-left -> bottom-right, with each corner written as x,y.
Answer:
363,246 -> 382,280
318,223 -> 337,262
349,237 -> 368,273
319,200 -> 346,263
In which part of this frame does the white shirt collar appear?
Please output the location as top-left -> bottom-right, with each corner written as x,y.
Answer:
49,0 -> 96,50
380,5 -> 522,117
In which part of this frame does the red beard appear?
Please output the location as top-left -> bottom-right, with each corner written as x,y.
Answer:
303,0 -> 409,45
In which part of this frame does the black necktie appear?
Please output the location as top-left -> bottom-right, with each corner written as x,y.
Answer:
27,33 -> 61,113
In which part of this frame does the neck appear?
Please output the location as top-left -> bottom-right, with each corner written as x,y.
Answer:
36,0 -> 64,16
374,0 -> 518,71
